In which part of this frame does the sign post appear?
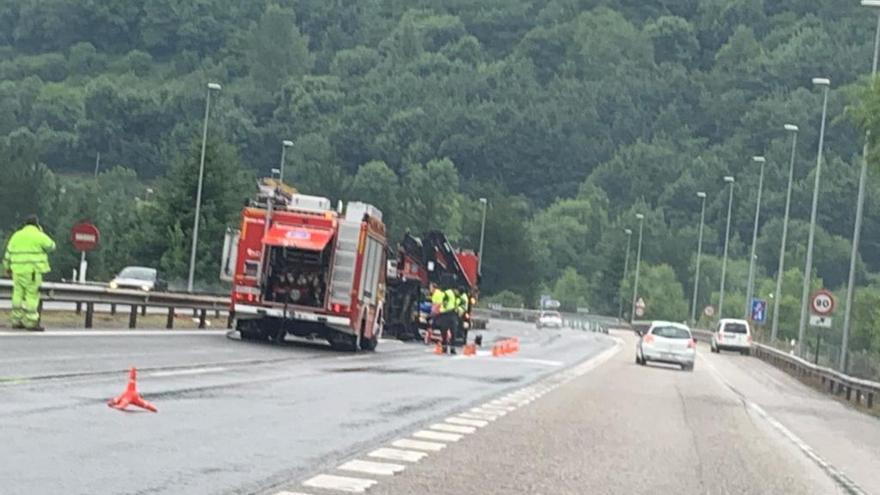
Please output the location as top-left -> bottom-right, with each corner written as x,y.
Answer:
634,297 -> 646,318
70,222 -> 100,283
808,289 -> 835,365
750,298 -> 767,324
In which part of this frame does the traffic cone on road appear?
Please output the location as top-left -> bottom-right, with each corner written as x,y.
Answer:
434,342 -> 444,355
107,367 -> 158,413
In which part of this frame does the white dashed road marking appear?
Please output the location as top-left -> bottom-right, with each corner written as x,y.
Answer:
368,448 -> 427,463
392,439 -> 446,451
302,474 -> 377,493
445,417 -> 489,427
430,423 -> 476,434
338,459 -> 406,476
413,430 -> 463,442
457,411 -> 497,421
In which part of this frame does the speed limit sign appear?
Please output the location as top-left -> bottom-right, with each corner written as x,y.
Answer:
810,290 -> 835,316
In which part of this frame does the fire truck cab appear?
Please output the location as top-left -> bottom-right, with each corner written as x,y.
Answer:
222,181 -> 387,351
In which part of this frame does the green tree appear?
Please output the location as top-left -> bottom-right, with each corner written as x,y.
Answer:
552,267 -> 590,312
248,3 -> 313,91
144,138 -> 253,286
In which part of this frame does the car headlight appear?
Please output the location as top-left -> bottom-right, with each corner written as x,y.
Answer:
141,284 -> 151,292
109,281 -> 119,289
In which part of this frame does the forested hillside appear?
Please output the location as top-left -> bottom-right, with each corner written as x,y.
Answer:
3,0 -> 880,354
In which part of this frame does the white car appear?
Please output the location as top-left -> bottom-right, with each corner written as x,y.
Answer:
109,266 -> 166,292
636,321 -> 696,371
711,318 -> 752,355
536,311 -> 563,329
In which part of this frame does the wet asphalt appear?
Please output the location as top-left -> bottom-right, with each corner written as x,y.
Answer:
0,321 -> 612,495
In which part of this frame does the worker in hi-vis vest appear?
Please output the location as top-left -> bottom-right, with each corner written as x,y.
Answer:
3,215 -> 55,331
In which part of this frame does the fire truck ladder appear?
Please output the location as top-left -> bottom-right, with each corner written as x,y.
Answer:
329,220 -> 361,307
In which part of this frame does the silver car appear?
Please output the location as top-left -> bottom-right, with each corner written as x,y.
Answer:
635,321 -> 696,371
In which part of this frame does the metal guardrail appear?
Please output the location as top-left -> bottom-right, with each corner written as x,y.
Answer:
0,280 -> 229,329
473,306 -> 619,334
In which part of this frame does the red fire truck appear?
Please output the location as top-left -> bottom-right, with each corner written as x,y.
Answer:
384,231 -> 481,343
221,180 -> 387,351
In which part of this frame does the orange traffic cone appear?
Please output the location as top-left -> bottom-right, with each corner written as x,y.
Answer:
434,342 -> 444,355
108,367 -> 158,413
492,343 -> 500,357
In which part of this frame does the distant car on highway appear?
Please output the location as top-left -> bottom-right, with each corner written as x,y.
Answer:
636,321 -> 696,371
536,310 -> 563,329
109,266 -> 167,292
710,318 -> 752,355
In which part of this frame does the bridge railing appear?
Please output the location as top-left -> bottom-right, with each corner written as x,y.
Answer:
0,279 -> 229,329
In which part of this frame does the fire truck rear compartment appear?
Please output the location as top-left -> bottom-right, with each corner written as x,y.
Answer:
263,244 -> 331,308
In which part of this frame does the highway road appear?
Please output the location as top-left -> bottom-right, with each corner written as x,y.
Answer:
0,320 -> 611,495
2,323 -> 878,495
279,331 -> 879,495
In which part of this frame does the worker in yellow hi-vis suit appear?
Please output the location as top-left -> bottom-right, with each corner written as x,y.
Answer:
3,216 -> 55,331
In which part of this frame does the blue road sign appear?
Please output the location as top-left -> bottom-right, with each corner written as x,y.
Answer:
750,298 -> 767,324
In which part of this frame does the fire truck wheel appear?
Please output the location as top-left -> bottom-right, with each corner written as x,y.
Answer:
360,332 -> 378,351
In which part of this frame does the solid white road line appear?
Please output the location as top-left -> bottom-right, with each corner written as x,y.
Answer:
338,459 -> 406,476
274,491 -> 313,495
149,366 -> 227,377
430,423 -> 476,434
413,430 -> 463,442
445,417 -> 489,427
302,474 -> 377,493
700,354 -> 867,495
392,439 -> 446,451
368,448 -> 427,463
0,330 -> 227,337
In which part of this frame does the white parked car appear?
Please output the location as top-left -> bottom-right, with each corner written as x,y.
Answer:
109,266 -> 167,292
636,321 -> 696,371
711,318 -> 752,355
536,311 -> 563,329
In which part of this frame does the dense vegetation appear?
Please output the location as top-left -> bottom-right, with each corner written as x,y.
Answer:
3,0 -> 880,371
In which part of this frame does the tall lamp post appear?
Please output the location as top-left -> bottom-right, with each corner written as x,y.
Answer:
691,192 -> 707,325
187,82 -> 222,293
797,77 -> 831,357
630,213 -> 645,324
771,125 -> 799,343
279,140 -> 293,184
841,1 -> 880,372
744,156 -> 767,319
619,228 -> 633,320
477,198 -> 488,276
718,176 -> 735,320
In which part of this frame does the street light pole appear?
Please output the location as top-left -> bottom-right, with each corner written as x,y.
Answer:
279,140 -> 293,184
619,228 -> 633,320
691,192 -> 707,325
718,176 -> 735,320
771,125 -> 799,343
744,156 -> 767,320
841,2 -> 880,372
187,82 -> 222,293
797,78 -> 831,357
477,198 -> 488,276
630,213 -> 645,324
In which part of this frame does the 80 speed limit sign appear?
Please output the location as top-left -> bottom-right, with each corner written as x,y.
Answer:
810,290 -> 835,316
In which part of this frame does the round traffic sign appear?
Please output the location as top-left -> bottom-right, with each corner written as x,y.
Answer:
810,290 -> 835,316
70,222 -> 100,252
635,307 -> 645,317
704,305 -> 715,317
